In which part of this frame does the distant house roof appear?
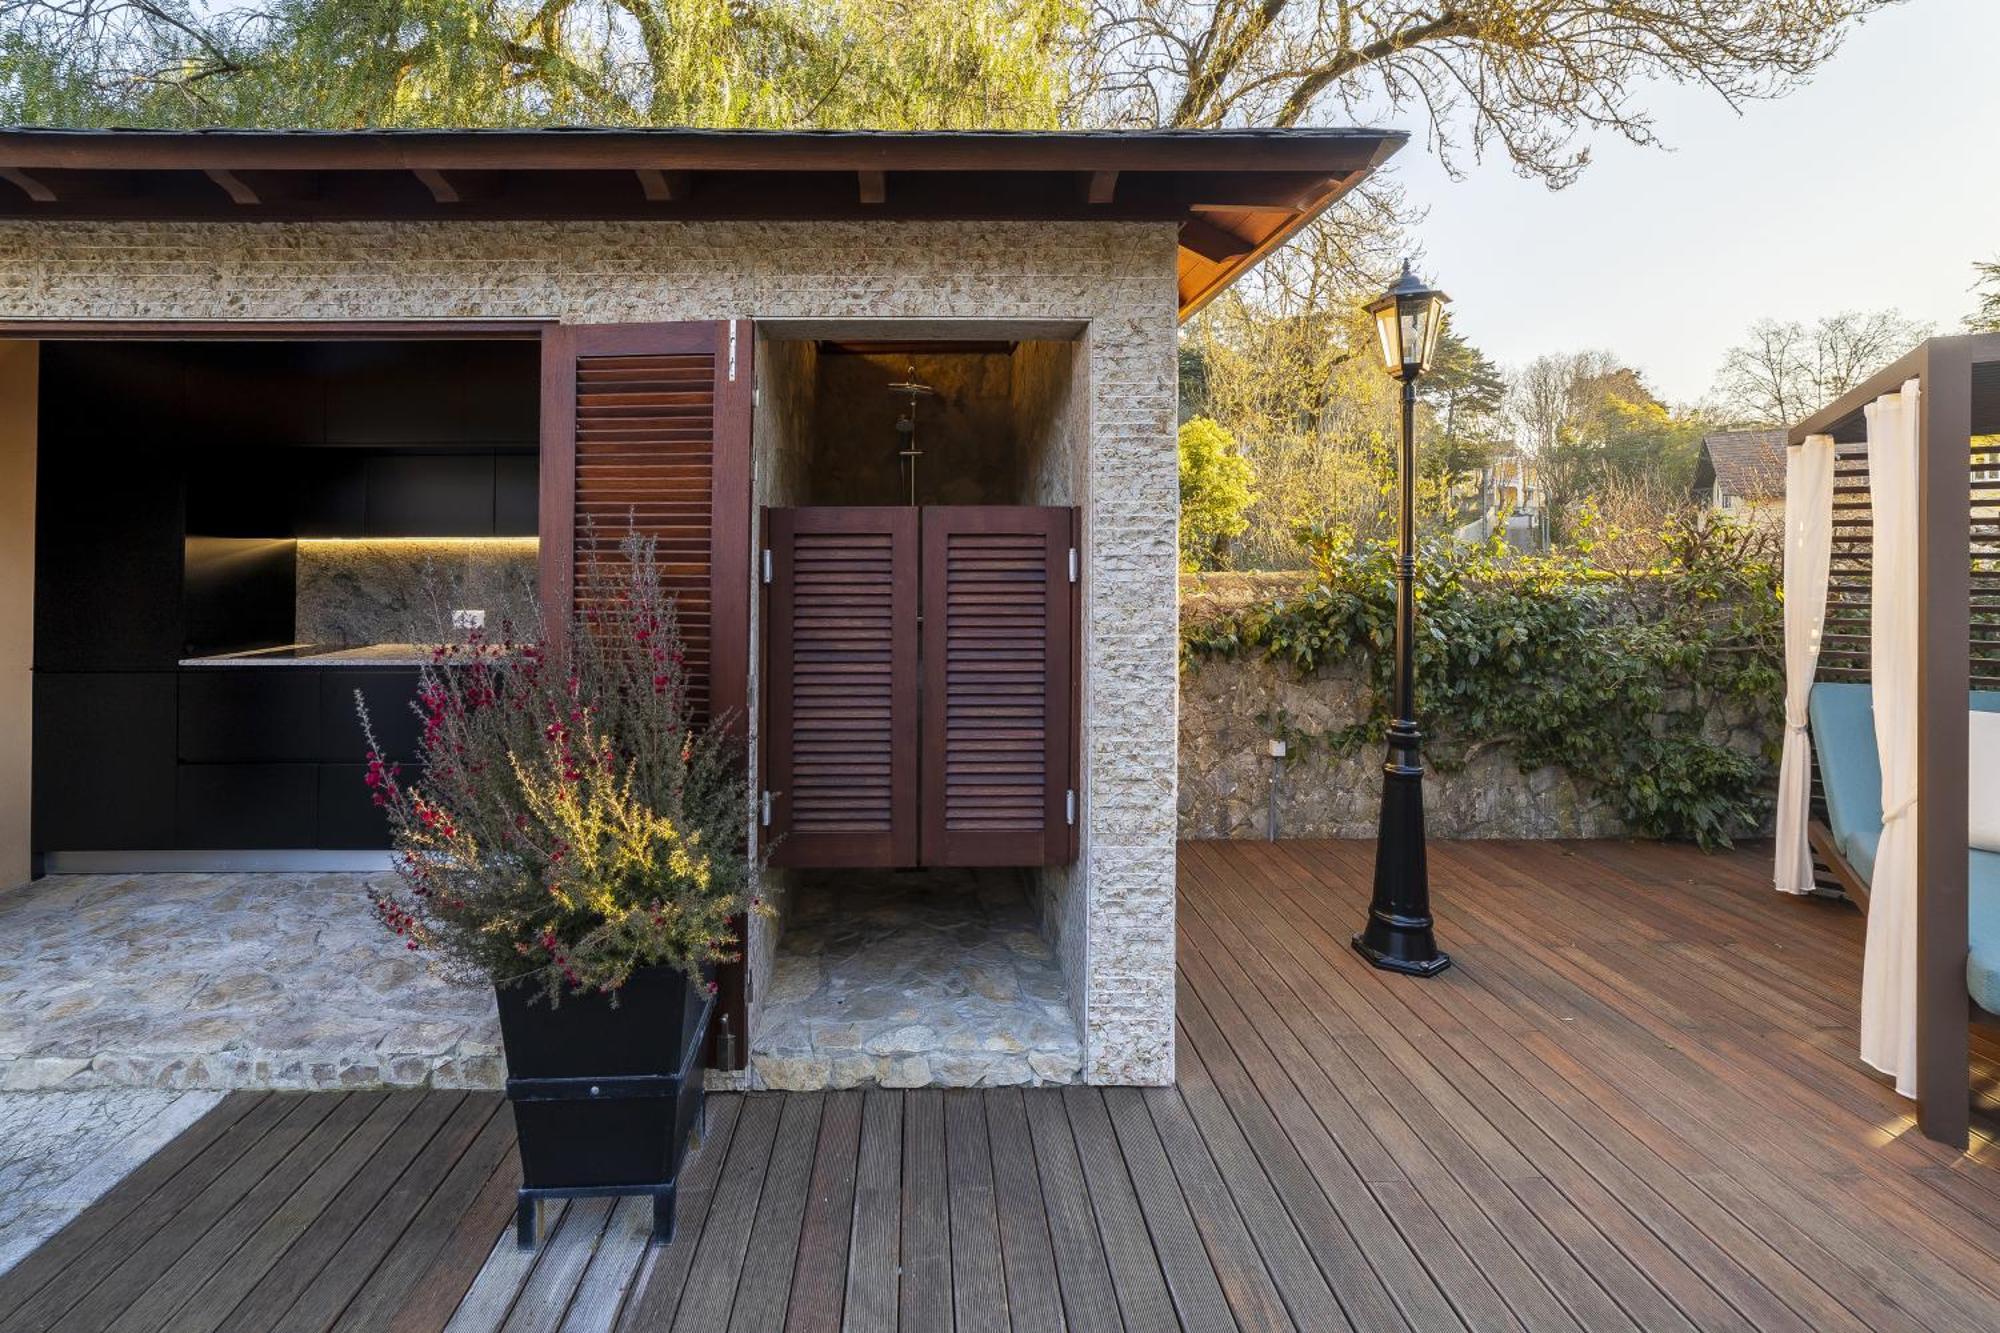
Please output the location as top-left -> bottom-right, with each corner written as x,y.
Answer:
1694,428 -> 1787,502
0,126 -> 1406,320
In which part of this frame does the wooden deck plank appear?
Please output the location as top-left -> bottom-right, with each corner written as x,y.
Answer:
610,1093 -> 746,1331
556,1197 -> 654,1333
140,1093 -> 408,1333
1060,1086 -> 1176,1331
941,1091 -> 1009,1333
899,1089 -> 954,1331
667,1092 -> 783,1332
982,1087 -> 1066,1333
782,1090 -> 863,1333
37,1094 -> 345,1333
725,1093 -> 823,1333
1100,1087 -> 1238,1333
345,1103 -> 515,1332
1020,1089 -> 1121,1330
840,1089 -> 903,1333
387,1145 -> 523,1333
442,1200 -> 573,1333
497,1198 -> 615,1333
212,1092 -> 464,1333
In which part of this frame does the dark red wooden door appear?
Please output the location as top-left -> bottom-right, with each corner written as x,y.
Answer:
539,321 -> 752,724
763,507 -> 921,868
539,320 -> 753,1066
920,506 -> 1075,866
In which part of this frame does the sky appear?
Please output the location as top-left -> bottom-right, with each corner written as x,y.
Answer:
1382,0 -> 1998,405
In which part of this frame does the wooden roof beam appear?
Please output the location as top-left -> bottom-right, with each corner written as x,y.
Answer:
413,167 -> 459,203
636,168 -> 691,202
0,167 -> 55,203
1179,216 -> 1255,262
1083,170 -> 1118,205
858,170 -> 885,205
204,168 -> 258,205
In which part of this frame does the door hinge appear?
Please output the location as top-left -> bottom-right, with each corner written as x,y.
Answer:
1067,547 -> 1079,584
753,386 -> 761,408
760,790 -> 772,827
761,549 -> 772,584
727,319 -> 739,382
1065,788 -> 1076,826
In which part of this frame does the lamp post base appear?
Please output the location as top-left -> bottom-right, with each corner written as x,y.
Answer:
1352,927 -> 1452,976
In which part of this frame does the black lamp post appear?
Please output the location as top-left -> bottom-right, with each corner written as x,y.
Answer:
1354,260 -> 1452,977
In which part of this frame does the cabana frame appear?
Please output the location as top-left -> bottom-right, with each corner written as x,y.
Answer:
1791,332 -> 2000,1148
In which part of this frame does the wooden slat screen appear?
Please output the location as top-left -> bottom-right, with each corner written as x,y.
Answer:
765,507 -> 919,868
1807,433 -> 2000,893
573,351 -> 716,716
920,506 -> 1074,867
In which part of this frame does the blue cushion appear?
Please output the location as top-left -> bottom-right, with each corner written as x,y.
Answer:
1806,683 -> 2000,1013
1972,853 -> 2000,1015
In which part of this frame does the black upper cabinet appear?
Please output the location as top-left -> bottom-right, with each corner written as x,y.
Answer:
292,449 -> 369,537
35,445 -> 185,671
366,453 -> 497,536
324,343 -> 461,445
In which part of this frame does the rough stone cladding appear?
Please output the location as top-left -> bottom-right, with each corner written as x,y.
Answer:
0,219 -> 1181,1085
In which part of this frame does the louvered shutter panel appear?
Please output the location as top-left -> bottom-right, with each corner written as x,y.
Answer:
765,507 -> 920,868
540,322 -> 751,727
540,322 -> 753,1069
920,506 -> 1076,866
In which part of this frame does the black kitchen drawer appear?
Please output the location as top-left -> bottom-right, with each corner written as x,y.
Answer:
33,673 -> 177,851
322,668 -> 424,763
366,453 -> 495,537
175,764 -> 317,848
317,763 -> 417,849
178,669 -> 322,762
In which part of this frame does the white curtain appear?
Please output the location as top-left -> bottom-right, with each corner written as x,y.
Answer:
1861,378 -> 1922,1097
1775,434 -> 1837,894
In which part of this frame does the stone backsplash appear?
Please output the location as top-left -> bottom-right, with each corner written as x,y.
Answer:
1179,651 -> 1777,841
295,538 -> 540,645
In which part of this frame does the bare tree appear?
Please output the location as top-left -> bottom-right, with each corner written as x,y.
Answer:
1085,1 -> 1900,187
1714,309 -> 1931,426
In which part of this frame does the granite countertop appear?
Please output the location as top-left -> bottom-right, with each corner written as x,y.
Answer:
178,643 -> 436,667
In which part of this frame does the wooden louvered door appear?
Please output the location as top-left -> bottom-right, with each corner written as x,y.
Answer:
920,506 -> 1076,867
539,321 -> 752,726
540,321 -> 753,1067
764,507 -> 921,868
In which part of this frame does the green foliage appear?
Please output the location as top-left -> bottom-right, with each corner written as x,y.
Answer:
0,0 -> 1078,130
1184,509 -> 1784,848
1975,259 -> 2000,333
1178,416 -> 1256,571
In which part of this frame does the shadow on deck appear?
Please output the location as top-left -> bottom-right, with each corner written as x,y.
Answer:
3,839 -> 1997,1331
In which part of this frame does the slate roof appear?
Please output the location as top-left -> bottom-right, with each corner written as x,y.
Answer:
1695,428 -> 1787,502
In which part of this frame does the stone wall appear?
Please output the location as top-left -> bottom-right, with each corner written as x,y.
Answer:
1179,651 -> 1776,840
0,219 -> 1181,1085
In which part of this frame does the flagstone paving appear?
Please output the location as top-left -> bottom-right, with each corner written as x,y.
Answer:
0,1087 -> 223,1276
0,872 -> 499,1093
750,868 -> 1083,1088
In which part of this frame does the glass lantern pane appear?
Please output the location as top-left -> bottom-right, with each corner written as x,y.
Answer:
1374,306 -> 1400,374
1400,308 -> 1425,369
1419,296 -> 1447,369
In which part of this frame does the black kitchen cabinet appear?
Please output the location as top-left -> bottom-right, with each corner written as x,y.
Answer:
322,668 -> 424,763
176,764 -> 318,849
365,454 -> 497,537
35,443 -> 184,671
178,669 -> 322,763
324,343 -> 462,445
495,452 -> 540,536
32,673 -> 178,850
318,763 -> 413,849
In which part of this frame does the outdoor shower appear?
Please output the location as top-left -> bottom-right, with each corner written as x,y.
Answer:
889,363 -> 936,506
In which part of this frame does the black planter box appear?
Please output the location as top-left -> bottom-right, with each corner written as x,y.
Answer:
496,964 -> 712,1247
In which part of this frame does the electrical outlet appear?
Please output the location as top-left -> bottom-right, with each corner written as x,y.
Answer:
452,609 -> 486,631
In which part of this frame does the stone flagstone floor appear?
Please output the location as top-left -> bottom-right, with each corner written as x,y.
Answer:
752,868 -> 1083,1089
0,872 -> 498,1093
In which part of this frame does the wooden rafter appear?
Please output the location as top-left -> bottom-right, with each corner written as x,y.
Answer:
1179,216 -> 1255,262
412,167 -> 459,203
635,168 -> 690,202
203,169 -> 258,205
1084,170 -> 1118,205
857,170 -> 885,205
0,167 -> 55,203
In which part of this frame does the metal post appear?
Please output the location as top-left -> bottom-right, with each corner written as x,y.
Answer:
1354,377 -> 1451,976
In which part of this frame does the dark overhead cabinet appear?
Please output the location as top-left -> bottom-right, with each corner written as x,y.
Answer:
364,453 -> 497,536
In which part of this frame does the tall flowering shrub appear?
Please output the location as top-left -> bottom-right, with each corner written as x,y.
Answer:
359,531 -> 754,1004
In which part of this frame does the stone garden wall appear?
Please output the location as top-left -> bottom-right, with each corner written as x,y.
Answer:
1177,575 -> 1779,841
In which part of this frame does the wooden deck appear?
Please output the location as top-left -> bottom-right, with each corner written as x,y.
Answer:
3,839 -> 1998,1331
